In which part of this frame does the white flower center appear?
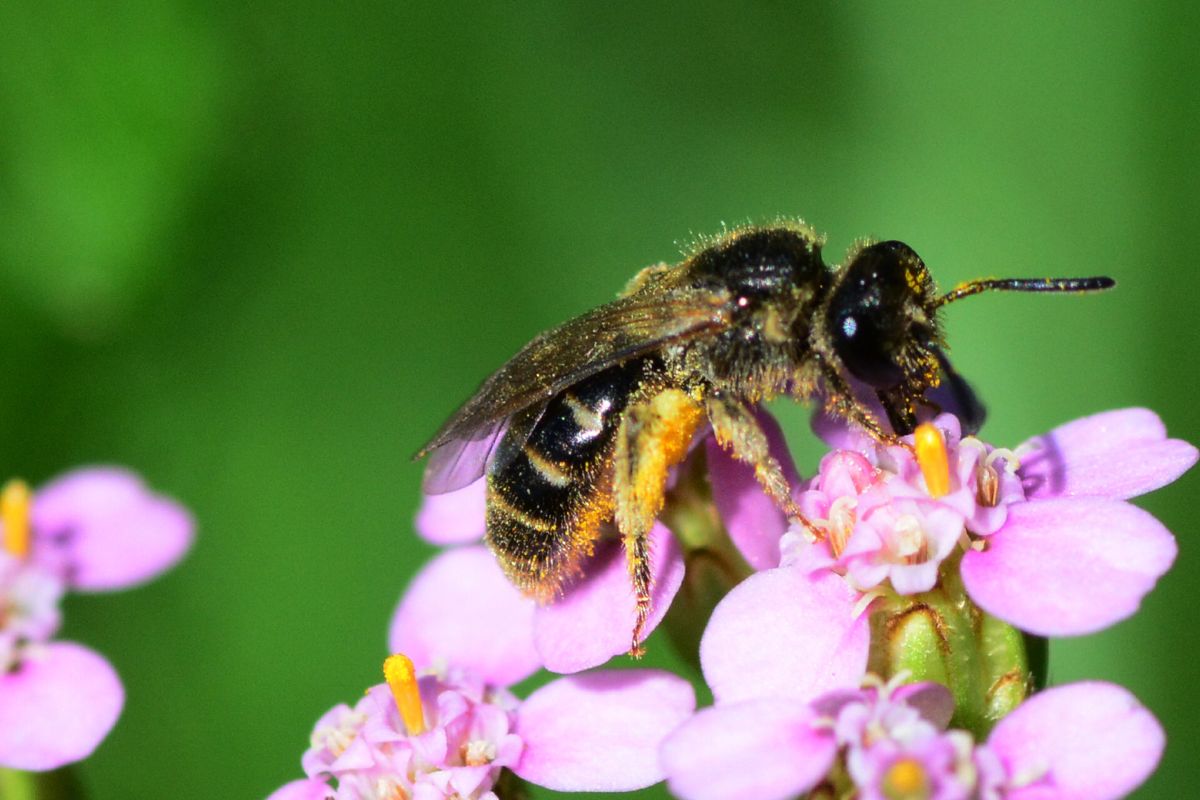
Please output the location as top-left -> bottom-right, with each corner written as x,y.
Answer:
310,709 -> 367,757
464,738 -> 497,766
891,515 -> 928,563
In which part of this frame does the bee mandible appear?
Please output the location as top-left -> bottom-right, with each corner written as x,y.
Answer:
416,222 -> 1113,655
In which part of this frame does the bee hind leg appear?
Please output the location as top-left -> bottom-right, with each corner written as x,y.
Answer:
706,394 -> 821,539
613,389 -> 707,657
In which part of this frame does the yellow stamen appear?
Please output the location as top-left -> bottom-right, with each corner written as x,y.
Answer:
914,424 -> 950,499
1,480 -> 32,558
882,756 -> 932,799
383,653 -> 426,735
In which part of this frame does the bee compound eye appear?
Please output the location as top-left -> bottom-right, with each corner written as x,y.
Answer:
832,306 -> 905,388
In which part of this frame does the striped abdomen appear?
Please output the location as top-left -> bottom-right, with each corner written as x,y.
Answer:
486,360 -> 645,598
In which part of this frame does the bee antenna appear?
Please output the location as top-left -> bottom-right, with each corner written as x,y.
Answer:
934,276 -> 1116,309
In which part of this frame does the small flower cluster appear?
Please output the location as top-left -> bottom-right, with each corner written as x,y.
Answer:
789,409 -> 1191,630
270,541 -> 695,799
662,673 -> 1164,800
276,658 -> 523,800
0,468 -> 192,771
704,408 -> 1193,701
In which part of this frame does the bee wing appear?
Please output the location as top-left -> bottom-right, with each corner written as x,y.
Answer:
417,286 -> 732,493
421,402 -> 548,495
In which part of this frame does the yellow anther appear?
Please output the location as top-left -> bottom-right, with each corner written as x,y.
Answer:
383,653 -> 426,735
882,756 -> 931,799
914,424 -> 950,499
1,479 -> 32,558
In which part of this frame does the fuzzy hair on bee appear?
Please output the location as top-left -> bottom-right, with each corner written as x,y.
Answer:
416,221 -> 1114,655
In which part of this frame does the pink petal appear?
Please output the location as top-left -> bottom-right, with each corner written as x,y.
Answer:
700,567 -> 869,704
533,522 -> 684,673
0,641 -> 124,771
810,386 -> 888,451
414,479 -> 487,545
812,409 -> 873,451
388,546 -> 540,686
514,669 -> 695,791
266,779 -> 333,800
989,682 -> 1163,800
661,699 -> 835,800
961,498 -> 1177,636
32,467 -> 194,592
706,409 -> 800,571
1019,408 -> 1197,501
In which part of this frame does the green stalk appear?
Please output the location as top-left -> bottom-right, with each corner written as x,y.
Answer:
0,767 -> 85,800
659,450 -> 753,672
870,552 -> 1033,737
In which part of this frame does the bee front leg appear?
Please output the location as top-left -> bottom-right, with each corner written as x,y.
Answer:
705,395 -> 819,538
818,368 -> 903,445
876,385 -> 918,436
613,389 -> 707,657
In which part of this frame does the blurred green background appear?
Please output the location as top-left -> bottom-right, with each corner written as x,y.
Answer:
1,2 -> 1197,798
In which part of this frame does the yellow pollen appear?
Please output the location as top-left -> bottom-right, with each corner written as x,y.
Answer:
914,424 -> 950,499
882,756 -> 932,799
383,654 -> 426,735
1,480 -> 32,558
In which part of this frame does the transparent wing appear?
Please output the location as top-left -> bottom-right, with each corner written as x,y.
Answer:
421,402 -> 548,494
417,286 -> 731,493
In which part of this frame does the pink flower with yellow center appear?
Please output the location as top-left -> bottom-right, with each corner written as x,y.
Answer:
661,672 -> 1163,800
711,408 -> 1193,683
272,566 -> 696,800
0,469 -> 193,771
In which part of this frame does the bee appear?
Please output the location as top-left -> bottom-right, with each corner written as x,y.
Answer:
416,222 -> 1113,654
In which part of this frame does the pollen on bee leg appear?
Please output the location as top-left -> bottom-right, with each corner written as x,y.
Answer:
383,654 -> 426,735
1,479 -> 31,558
913,423 -> 950,499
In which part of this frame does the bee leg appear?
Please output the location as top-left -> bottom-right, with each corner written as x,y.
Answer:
877,386 -> 918,436
819,369 -> 904,446
613,389 -> 707,657
705,395 -> 820,538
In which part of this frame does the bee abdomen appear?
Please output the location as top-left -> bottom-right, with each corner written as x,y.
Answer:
486,362 -> 645,598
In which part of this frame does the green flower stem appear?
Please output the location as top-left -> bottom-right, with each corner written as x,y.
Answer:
0,768 -> 35,800
869,553 -> 1033,738
659,450 -> 753,671
0,768 -> 85,800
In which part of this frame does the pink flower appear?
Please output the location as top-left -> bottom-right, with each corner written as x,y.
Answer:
662,674 -> 1163,800
410,410 -> 796,673
661,675 -> 955,800
0,468 -> 193,771
736,408 -> 1194,641
274,561 -> 696,799
841,496 -> 965,595
846,728 -> 972,800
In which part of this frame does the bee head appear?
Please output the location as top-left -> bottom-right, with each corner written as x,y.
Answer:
827,240 -> 941,390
